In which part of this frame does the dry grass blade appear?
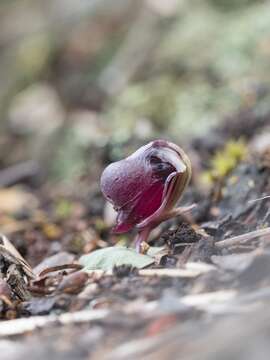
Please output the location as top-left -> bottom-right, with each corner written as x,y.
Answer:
215,227 -> 270,249
248,195 -> 270,203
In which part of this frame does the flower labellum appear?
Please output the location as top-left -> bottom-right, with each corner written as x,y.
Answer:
100,140 -> 193,252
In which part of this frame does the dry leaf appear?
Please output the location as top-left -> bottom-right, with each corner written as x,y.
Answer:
0,234 -> 35,279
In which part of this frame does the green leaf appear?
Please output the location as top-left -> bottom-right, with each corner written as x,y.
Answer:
147,246 -> 165,257
79,246 -> 155,271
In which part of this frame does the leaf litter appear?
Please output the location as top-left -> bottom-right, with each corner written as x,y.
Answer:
0,116 -> 270,359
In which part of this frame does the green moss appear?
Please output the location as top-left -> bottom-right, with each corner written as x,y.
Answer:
202,139 -> 248,183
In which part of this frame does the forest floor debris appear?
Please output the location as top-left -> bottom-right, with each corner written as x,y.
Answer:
0,105 -> 270,360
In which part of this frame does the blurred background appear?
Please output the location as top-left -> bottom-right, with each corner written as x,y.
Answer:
1,0 -> 270,186
1,2 -> 270,356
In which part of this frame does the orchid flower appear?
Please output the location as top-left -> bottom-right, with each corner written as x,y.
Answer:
100,140 -> 193,252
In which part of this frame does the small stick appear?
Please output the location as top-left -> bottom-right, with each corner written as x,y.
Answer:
85,265 -> 213,278
138,267 -> 210,278
215,227 -> 270,249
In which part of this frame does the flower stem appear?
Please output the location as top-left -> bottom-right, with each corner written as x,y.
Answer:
135,228 -> 152,253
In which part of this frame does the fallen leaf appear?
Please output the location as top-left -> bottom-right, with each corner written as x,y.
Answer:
79,246 -> 155,271
33,252 -> 76,275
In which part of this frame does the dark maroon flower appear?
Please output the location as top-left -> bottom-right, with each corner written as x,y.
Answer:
100,140 -> 193,252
